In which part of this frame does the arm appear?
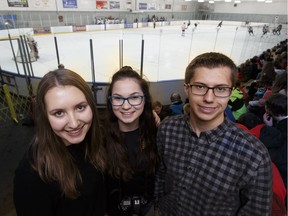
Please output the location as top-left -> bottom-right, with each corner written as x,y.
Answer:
238,151 -> 273,215
153,110 -> 161,127
154,127 -> 166,206
13,159 -> 56,216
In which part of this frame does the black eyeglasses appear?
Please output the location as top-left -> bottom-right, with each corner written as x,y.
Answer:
186,83 -> 232,98
109,95 -> 145,106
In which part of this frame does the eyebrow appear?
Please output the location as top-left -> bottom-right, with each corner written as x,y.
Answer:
112,92 -> 143,96
192,82 -> 231,87
47,101 -> 88,113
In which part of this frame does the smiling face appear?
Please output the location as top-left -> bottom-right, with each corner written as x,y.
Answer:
45,85 -> 93,146
184,66 -> 232,132
111,78 -> 145,132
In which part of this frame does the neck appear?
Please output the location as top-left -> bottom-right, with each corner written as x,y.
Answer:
189,114 -> 225,137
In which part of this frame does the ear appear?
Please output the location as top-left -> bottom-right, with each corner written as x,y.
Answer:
183,83 -> 189,97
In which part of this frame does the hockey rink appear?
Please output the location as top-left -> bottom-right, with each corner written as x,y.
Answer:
0,22 -> 286,82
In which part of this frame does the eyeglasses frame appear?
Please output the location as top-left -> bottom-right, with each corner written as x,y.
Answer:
109,95 -> 145,106
185,83 -> 233,98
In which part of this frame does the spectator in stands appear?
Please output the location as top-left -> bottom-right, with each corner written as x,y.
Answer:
154,52 -> 272,215
104,66 -> 159,216
228,80 -> 247,120
272,72 -> 287,95
13,69 -> 106,215
183,103 -> 190,115
152,100 -> 171,121
274,51 -> 287,77
262,93 -> 287,188
246,60 -> 276,118
237,112 -> 262,130
236,112 -> 287,215
169,92 -> 184,115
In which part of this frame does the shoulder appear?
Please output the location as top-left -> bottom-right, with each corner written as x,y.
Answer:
14,155 -> 45,187
158,115 -> 186,129
227,122 -> 270,163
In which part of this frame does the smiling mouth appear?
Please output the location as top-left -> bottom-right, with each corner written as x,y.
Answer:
66,125 -> 85,135
121,112 -> 134,115
199,106 -> 215,113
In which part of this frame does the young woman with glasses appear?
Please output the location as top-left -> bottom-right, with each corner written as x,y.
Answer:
104,66 -> 159,216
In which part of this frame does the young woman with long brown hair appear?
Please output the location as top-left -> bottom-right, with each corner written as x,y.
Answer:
13,69 -> 106,216
105,66 -> 159,216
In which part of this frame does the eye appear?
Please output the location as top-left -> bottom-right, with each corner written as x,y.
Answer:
76,104 -> 86,111
54,110 -> 64,117
215,87 -> 229,92
195,85 -> 206,90
112,96 -> 124,101
129,95 -> 142,100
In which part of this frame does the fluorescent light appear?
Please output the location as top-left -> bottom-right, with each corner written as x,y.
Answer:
225,0 -> 232,2
265,0 -> 272,3
234,0 -> 241,3
209,0 -> 214,3
257,0 -> 265,1
198,0 -> 204,2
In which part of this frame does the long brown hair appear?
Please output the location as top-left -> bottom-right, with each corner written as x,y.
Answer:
105,67 -> 159,181
30,69 -> 106,199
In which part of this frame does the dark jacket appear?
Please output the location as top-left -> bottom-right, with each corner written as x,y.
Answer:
260,122 -> 287,188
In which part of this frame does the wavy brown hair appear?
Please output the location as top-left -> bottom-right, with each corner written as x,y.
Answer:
105,67 -> 159,181
30,69 -> 106,199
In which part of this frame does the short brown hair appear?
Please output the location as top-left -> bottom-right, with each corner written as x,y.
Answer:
185,52 -> 237,87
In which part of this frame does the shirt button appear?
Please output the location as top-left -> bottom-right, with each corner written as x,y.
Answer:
187,166 -> 193,171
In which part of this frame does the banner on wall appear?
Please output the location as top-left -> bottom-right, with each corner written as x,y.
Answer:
126,0 -> 131,10
181,5 -> 187,11
63,0 -> 77,8
148,3 -> 156,10
165,4 -> 171,9
96,0 -> 108,9
35,0 -> 51,7
0,15 -> 17,30
109,1 -> 120,9
139,3 -> 147,10
7,0 -> 28,7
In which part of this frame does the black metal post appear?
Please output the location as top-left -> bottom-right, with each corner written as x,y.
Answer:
19,35 -> 31,78
5,29 -> 20,74
119,39 -> 123,69
18,36 -> 33,96
54,36 -> 60,65
17,38 -> 27,76
140,35 -> 144,77
23,35 -> 34,77
89,38 -> 98,102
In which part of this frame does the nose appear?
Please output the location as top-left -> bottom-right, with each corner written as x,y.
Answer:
67,113 -> 79,128
122,99 -> 132,109
203,88 -> 215,102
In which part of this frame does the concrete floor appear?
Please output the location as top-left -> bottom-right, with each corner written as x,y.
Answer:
0,123 -> 35,216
